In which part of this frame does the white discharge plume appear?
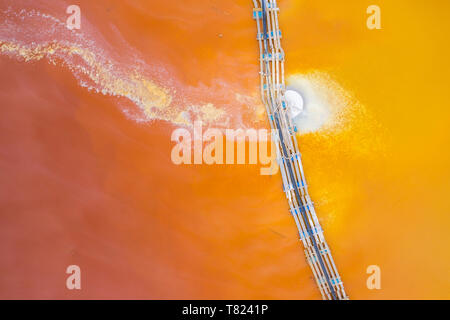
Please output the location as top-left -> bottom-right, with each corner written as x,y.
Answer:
287,72 -> 350,134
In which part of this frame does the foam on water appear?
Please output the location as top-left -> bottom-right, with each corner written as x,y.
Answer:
287,71 -> 356,135
0,5 -> 252,129
0,5 -> 366,137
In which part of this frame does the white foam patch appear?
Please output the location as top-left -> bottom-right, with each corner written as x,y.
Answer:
0,5 -> 257,129
287,72 -> 352,134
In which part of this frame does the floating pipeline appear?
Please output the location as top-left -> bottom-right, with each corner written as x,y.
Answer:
252,0 -> 348,300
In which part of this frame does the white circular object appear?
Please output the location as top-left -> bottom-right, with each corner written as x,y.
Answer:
284,90 -> 304,118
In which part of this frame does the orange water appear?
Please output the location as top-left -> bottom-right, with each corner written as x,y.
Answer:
0,0 -> 449,299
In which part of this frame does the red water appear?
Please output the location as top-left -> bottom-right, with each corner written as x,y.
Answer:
0,0 -> 449,299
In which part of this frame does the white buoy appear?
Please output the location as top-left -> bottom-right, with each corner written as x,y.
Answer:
284,90 -> 304,118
